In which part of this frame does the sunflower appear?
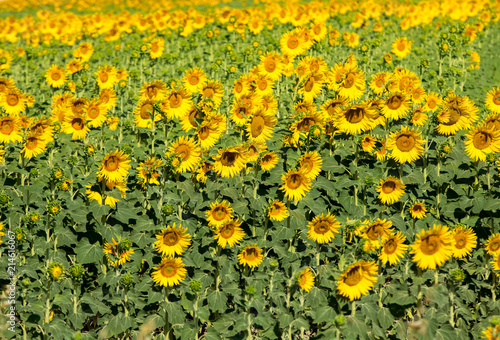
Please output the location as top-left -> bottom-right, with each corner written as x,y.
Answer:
137,157 -> 163,186
95,65 -> 117,89
246,109 -> 276,143
154,223 -> 191,258
299,72 -> 325,102
491,254 -> 500,274
336,260 -> 378,301
84,99 -> 108,128
307,213 -> 341,243
165,88 -> 192,119
48,263 -> 65,281
392,37 -> 412,58
97,149 -> 131,183
201,80 -> 224,109
379,232 -> 408,265
45,65 -> 66,88
238,245 -> 264,268
182,67 -> 207,93
98,89 -> 117,110
297,268 -> 315,292
21,133 -> 47,160
280,30 -> 307,57
451,226 -> 477,259
134,99 -> 161,129
410,201 -> 427,219
66,59 -> 83,75
361,219 -> 393,248
335,103 -> 377,135
140,80 -> 166,101
196,122 -> 221,150
29,118 -> 54,143
376,176 -> 405,205
370,72 -> 388,96
73,42 -> 94,62
381,92 -> 411,120
484,114 -> 500,131
289,111 -> 324,145
206,200 -> 233,228
152,257 -> 187,287
361,135 -> 377,153
299,151 -> 322,180
0,115 -> 23,143
103,238 -> 134,267
486,87 -> 500,114
485,233 -> 500,256
167,136 -> 201,173
424,92 -> 442,112
106,117 -> 119,130
387,126 -> 425,164
337,66 -> 366,101
61,113 -> 90,140
212,146 -> 247,178
280,169 -> 312,201
482,325 -> 500,340
260,151 -> 279,171
464,126 -> 500,161
214,219 -> 245,248
320,97 -> 348,118
410,106 -> 428,126
411,224 -> 454,270
258,51 -> 283,81
85,180 -> 127,207
149,37 -> 165,59
0,88 -> 26,115
268,200 -> 288,221
375,139 -> 387,161
436,92 -> 479,135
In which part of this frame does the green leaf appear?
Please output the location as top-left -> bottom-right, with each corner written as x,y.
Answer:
312,305 -> 336,324
80,293 -> 111,315
207,290 -> 228,313
76,239 -> 103,264
377,307 -> 394,330
305,287 -> 327,307
105,313 -> 134,337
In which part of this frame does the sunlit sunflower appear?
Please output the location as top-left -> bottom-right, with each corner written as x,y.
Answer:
182,67 -> 207,93
392,37 -> 412,58
436,92 -> 479,135
66,59 -> 83,75
464,125 -> 500,161
299,72 -> 325,102
260,151 -> 279,171
84,99 -> 108,128
484,114 -> 500,131
320,97 -> 348,119
336,260 -> 378,301
212,146 -> 247,178
140,80 -> 166,101
491,254 -> 500,274
424,92 -> 442,112
258,51 -> 284,81
45,65 -> 66,88
97,149 -> 131,183
289,111 -> 324,146
134,98 -> 161,129
201,80 -> 224,109
338,66 -> 366,101
410,201 -> 427,219
411,224 -> 454,270
206,200 -> 233,228
196,122 -> 221,150
410,106 -> 428,126
297,268 -> 315,292
361,135 -> 377,153
486,87 -> 500,114
361,219 -> 393,248
451,226 -> 477,259
246,109 -> 276,143
381,92 -> 411,120
485,233 -> 500,256
137,157 -> 163,186
165,87 -> 192,119
167,136 -> 201,173
154,223 -> 191,258
151,257 -> 187,287
98,89 -> 117,111
214,218 -> 245,248
280,168 -> 312,201
21,133 -> 47,160
370,72 -> 388,96
0,115 -> 23,143
0,77 -> 15,95
307,213 -> 341,243
376,176 -> 405,205
238,245 -> 264,268
280,30 -> 307,57
374,139 -> 387,161
268,200 -> 288,221
379,232 -> 408,265
0,88 -> 26,115
95,65 -> 117,89
335,103 -> 377,135
387,126 -> 425,164
103,238 -> 134,267
73,42 -> 94,62
149,37 -> 165,59
299,151 -> 322,180
61,113 -> 90,140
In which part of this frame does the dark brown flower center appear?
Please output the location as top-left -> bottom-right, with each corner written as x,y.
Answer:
472,131 -> 491,150
382,181 -> 396,194
396,134 -> 416,152
163,231 -> 179,246
344,266 -> 362,286
286,173 -> 302,190
420,235 -> 440,255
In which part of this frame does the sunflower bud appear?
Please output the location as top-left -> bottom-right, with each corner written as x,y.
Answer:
48,263 -> 65,281
51,167 -> 65,181
85,144 -> 95,156
449,268 -> 465,283
436,78 -> 445,90
120,273 -> 134,288
420,58 -> 429,69
490,316 -> 500,326
70,264 -> 85,282
365,175 -> 375,186
47,201 -> 61,216
22,277 -> 31,287
30,168 -> 39,178
0,192 -> 11,206
73,331 -> 83,340
246,286 -> 256,295
14,228 -> 26,242
162,204 -> 175,217
190,280 -> 202,293
486,153 -> 496,164
335,315 -> 346,327
270,260 -> 279,268
120,144 -> 133,155
29,212 -> 40,223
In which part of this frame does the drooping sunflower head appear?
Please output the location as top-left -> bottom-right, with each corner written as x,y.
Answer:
451,225 -> 477,259
140,80 -> 166,101
237,244 -> 264,268
410,224 -> 454,270
376,176 -> 406,205
336,260 -> 378,301
306,213 -> 341,244
103,238 -> 134,266
154,223 -> 191,258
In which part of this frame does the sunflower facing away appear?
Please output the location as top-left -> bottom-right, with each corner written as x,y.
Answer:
280,168 -> 312,201
206,200 -> 233,228
379,232 -> 408,265
297,268 -> 315,292
410,224 -> 454,270
464,125 -> 500,161
214,219 -> 245,248
167,136 -> 201,173
387,126 -> 425,164
451,225 -> 477,259
306,213 -> 341,244
154,223 -> 192,258
238,245 -> 264,268
410,201 -> 427,219
336,260 -> 378,301
376,176 -> 405,205
268,200 -> 288,221
151,257 -> 187,287
97,149 -> 131,183
485,233 -> 500,256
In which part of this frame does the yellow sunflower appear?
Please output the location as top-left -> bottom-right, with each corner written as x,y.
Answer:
381,92 -> 411,120
464,126 -> 500,161
424,92 -> 442,112
268,200 -> 288,221
167,136 -> 201,173
361,219 -> 393,248
280,30 -> 307,57
486,87 -> 500,114
254,75 -> 275,97
491,254 -> 500,273
392,37 -> 412,58
258,51 -> 284,81
212,146 -> 247,178
196,122 -> 221,150
297,268 -> 315,292
84,99 -> 108,128
484,114 -> 500,131
182,67 -> 207,93
307,213 -> 341,243
410,106 -> 428,126
45,65 -> 66,88
98,89 -> 117,110
260,151 -> 279,171
337,66 -> 366,101
410,224 -> 454,270
206,200 -> 233,228
149,38 -> 165,59
165,87 -> 192,119
336,260 -> 378,301
379,232 -> 408,265
238,245 -> 264,268
299,151 -> 323,180
451,226 -> 477,259
95,65 -> 118,89
280,169 -> 312,201
409,201 -> 427,219
485,233 -> 500,256
361,135 -> 377,153
436,92 -> 479,135
376,176 -> 405,205
103,238 -> 134,267
334,103 -> 377,135
298,72 -> 325,103
137,157 -> 163,186
73,42 -> 94,62
201,80 -> 224,109
214,218 -> 245,248
134,99 -> 161,129
140,80 -> 166,101
370,72 -> 389,96
246,109 -> 276,143
0,115 -> 23,143
61,113 -> 90,140
154,223 -> 191,258
387,126 -> 425,164
96,149 -> 131,183
151,257 -> 187,287
21,133 -> 47,160
0,88 -> 26,115
320,97 -> 348,118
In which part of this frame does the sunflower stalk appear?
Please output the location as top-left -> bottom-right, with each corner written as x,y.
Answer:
449,282 -> 455,327
164,286 -> 173,340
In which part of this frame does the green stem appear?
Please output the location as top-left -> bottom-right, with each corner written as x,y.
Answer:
164,286 -> 172,339
351,300 -> 356,317
449,284 -> 455,327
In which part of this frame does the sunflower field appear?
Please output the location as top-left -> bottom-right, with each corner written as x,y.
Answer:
1,0 -> 500,339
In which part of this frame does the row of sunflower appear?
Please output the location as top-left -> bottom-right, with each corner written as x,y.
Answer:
1,0 -> 500,339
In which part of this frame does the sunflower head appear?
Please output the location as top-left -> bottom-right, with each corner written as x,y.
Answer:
48,262 -> 65,281
238,244 -> 264,268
